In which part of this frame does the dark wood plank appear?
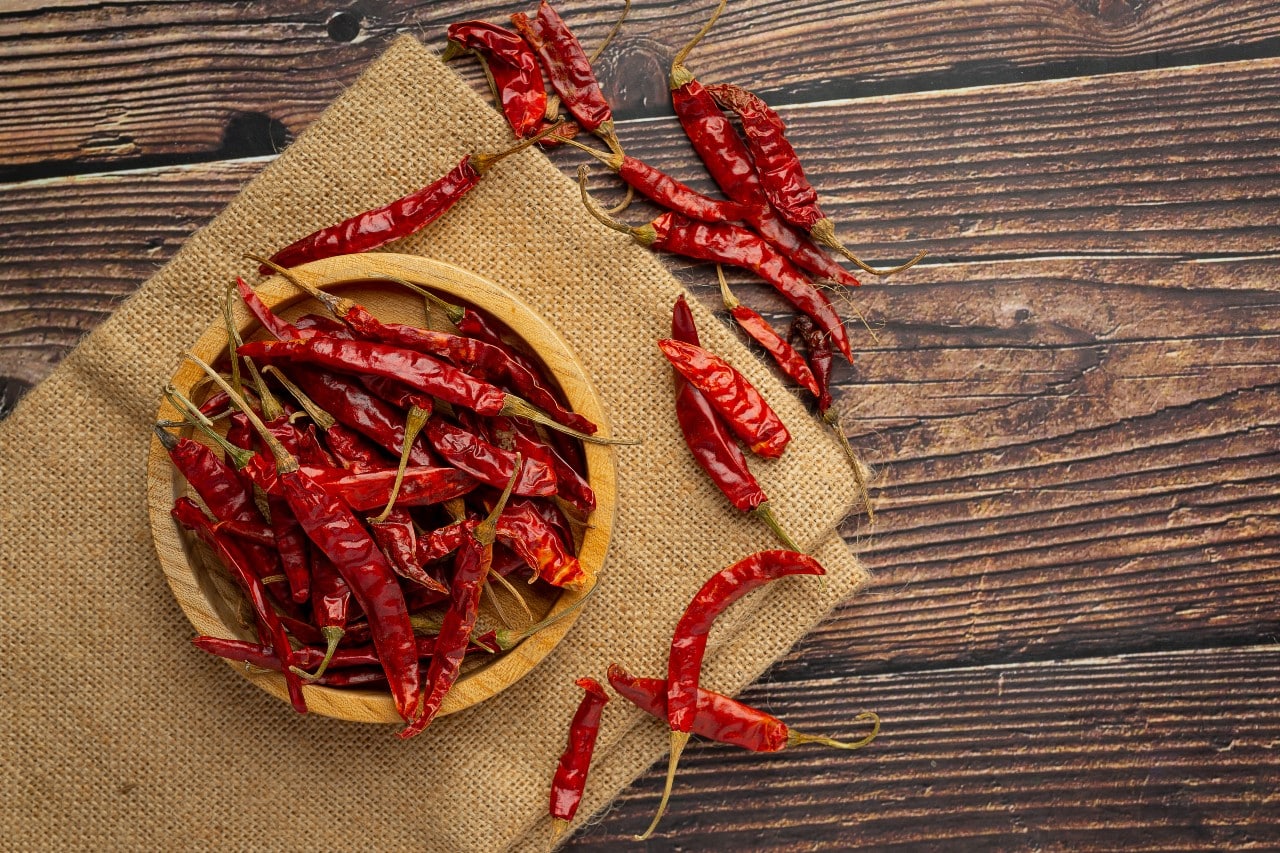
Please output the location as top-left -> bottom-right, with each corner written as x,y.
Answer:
565,647 -> 1280,850
5,0 -> 1280,175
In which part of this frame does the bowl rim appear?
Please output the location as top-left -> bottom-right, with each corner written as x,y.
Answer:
147,252 -> 618,724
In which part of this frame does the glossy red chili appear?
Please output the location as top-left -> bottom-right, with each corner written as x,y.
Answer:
427,417 -> 557,496
640,550 -> 826,839
549,677 -> 610,832
246,459 -> 478,514
444,21 -> 548,138
498,416 -> 595,514
717,268 -> 820,396
607,663 -> 879,753
497,499 -> 584,588
659,338 -> 790,458
289,366 -> 436,467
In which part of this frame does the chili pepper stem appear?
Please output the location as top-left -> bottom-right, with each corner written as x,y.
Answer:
262,365 -> 336,431
606,183 -> 636,216
440,39 -> 467,63
187,354 -> 298,475
500,395 -> 639,446
636,730 -> 690,840
588,0 -> 631,63
476,453 -> 523,547
669,0 -> 726,88
163,385 -> 255,470
788,712 -> 881,750
471,120 -> 567,173
223,283 -> 245,400
715,264 -> 739,310
492,581 -> 599,650
751,503 -> 803,553
368,405 -> 431,524
290,625 -> 345,681
810,218 -> 926,277
577,165 -> 656,245
549,817 -> 569,850
825,411 -> 875,524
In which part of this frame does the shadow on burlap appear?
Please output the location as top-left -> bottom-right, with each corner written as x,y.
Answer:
0,37 -> 869,852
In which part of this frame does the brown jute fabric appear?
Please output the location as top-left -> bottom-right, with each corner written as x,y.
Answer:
0,37 -> 869,851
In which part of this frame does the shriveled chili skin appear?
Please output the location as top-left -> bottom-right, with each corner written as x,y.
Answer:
550,677 -> 610,822
261,464 -> 478,513
502,417 -> 595,514
416,520 -> 467,565
263,156 -> 482,273
658,338 -> 791,459
497,499 -> 585,588
280,469 -> 422,721
426,417 -> 557,496
789,315 -> 834,414
399,521 -> 489,738
647,212 -> 853,362
667,551 -> 825,734
309,551 -> 352,639
668,296 -> 767,512
607,664 -> 789,752
617,156 -> 750,223
288,366 -> 436,467
446,21 -> 547,138
238,337 -> 509,416
728,304 -> 821,397
513,1 -> 612,132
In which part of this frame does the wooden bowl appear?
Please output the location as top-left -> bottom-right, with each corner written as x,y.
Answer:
147,253 -> 617,724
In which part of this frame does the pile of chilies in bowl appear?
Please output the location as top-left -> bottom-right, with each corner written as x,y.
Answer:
158,0 -> 904,842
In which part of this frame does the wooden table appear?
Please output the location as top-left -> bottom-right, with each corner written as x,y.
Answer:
4,1 -> 1278,848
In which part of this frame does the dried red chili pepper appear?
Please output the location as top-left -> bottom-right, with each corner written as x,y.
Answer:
658,338 -> 791,459
261,123 -> 562,274
444,21 -> 548,139
416,520 -> 467,566
296,550 -> 351,680
209,517 -> 276,547
714,266 -> 820,396
667,296 -> 799,551
549,677 -> 610,841
707,82 -> 925,277
191,356 -> 423,722
237,336 -> 632,446
579,176 -> 853,362
427,417 -> 557,496
496,416 -> 595,515
247,460 -> 478,514
497,498 -> 585,588
607,663 -> 878,753
288,366 -> 437,467
639,550 -> 826,839
194,634 -> 450,673
512,1 -> 622,155
789,315 -> 874,521
369,516 -> 447,595
172,497 -> 307,713
398,458 -> 522,739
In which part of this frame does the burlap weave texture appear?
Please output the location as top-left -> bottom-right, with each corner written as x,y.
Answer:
0,36 -> 868,851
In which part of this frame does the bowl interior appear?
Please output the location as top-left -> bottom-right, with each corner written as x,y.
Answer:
147,252 -> 617,724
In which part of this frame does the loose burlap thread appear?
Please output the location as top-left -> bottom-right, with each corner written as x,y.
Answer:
0,37 -> 868,852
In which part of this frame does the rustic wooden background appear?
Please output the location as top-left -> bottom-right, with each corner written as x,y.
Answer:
4,0 -> 1279,848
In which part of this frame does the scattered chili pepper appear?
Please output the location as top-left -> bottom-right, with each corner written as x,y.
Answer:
512,0 -> 622,155
444,20 -> 549,139
578,174 -> 853,362
549,677 -> 610,841
399,457 -> 522,739
261,122 -> 563,274
191,356 -> 423,723
639,550 -> 827,839
658,338 -> 791,459
716,266 -> 820,397
667,297 -> 799,551
607,663 -> 878,752
707,82 -> 925,277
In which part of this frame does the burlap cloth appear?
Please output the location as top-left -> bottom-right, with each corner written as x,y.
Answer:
0,36 -> 867,852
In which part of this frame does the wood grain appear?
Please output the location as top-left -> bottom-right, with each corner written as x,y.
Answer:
564,646 -> 1280,850
4,0 -> 1280,174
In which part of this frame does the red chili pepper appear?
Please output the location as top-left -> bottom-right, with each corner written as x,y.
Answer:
639,550 -> 826,839
192,357 -> 422,722
369,516 -> 448,595
497,498 -> 585,588
658,338 -> 790,459
707,82 -> 925,278
578,181 -> 853,362
209,517 -> 276,547
399,458 -> 521,738
261,126 -> 563,274
667,297 -> 798,550
549,677 -> 610,838
716,266 -> 820,396
194,634 -> 448,672
302,550 -> 351,679
426,417 -> 557,496
246,459 -> 478,514
416,520 -> 467,566
512,1 -> 621,155
444,21 -> 548,139
496,416 -> 596,514
172,497 -> 307,713
607,663 -> 878,753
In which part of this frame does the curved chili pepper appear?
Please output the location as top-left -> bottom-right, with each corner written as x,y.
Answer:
246,459 -> 478,513
717,267 -> 820,396
607,663 -> 878,753
261,127 -> 561,274
497,416 -> 595,514
549,677 -> 610,839
658,338 -> 790,458
444,21 -> 548,138
512,0 -> 621,155
707,82 -> 925,277
668,297 -> 798,550
370,516 -> 448,595
497,498 -> 585,588
192,357 -> 422,722
578,178 -> 853,362
172,497 -> 307,713
399,460 -> 521,739
426,417 -> 557,496
209,517 -> 276,547
300,550 -> 351,680
640,550 -> 826,839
